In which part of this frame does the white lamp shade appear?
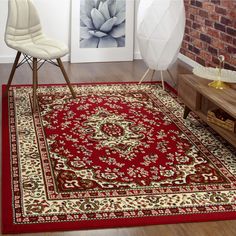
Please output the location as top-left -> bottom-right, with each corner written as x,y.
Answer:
137,0 -> 186,71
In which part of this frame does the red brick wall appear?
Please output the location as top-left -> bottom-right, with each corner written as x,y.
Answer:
181,0 -> 236,71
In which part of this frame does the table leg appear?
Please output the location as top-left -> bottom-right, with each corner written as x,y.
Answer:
183,106 -> 191,119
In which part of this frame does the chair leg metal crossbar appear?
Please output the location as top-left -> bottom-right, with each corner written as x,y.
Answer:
4,51 -> 76,113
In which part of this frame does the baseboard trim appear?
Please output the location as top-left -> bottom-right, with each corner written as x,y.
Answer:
134,52 -> 200,68
134,51 -> 142,60
0,55 -> 70,64
0,55 -> 16,64
178,53 -> 200,68
0,52 -> 198,67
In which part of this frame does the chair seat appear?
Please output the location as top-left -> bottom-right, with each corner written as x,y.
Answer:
8,37 -> 69,60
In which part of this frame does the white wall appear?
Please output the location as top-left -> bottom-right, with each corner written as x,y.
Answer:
0,0 -> 13,62
0,0 -> 140,63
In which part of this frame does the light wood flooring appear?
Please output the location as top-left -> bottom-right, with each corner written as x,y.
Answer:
0,59 -> 236,236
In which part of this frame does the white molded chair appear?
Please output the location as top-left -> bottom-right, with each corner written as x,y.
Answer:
5,0 -> 76,112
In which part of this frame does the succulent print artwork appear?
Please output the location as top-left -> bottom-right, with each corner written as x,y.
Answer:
80,0 -> 126,48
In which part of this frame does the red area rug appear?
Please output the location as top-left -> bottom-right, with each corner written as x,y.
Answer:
2,82 -> 236,234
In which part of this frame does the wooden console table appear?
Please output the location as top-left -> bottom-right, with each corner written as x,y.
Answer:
178,74 -> 236,148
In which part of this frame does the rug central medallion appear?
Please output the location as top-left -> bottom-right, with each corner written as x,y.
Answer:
84,109 -> 145,154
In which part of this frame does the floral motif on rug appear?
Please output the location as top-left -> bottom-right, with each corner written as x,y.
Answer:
3,83 -> 236,233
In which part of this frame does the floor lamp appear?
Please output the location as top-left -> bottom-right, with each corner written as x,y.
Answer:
137,0 -> 186,89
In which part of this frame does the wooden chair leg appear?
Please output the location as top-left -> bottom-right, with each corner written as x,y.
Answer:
57,58 -> 76,98
32,58 -> 38,113
4,51 -> 21,96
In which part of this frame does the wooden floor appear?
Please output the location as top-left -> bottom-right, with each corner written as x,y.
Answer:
1,59 -> 236,236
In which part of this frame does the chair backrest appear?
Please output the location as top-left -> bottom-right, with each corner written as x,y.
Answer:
5,0 -> 43,47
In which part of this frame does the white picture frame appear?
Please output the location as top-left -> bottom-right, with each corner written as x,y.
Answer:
70,0 -> 134,63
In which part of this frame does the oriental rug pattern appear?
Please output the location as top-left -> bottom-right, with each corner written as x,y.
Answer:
2,83 -> 236,234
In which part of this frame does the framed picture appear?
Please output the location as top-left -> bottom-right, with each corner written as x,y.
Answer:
70,0 -> 134,63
